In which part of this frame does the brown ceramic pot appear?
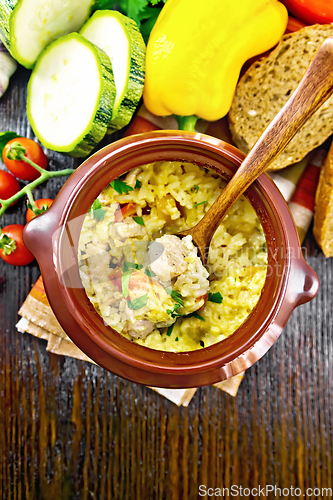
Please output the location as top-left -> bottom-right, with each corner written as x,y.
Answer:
23,131 -> 319,388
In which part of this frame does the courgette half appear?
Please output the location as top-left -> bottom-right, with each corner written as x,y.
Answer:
27,33 -> 116,157
0,0 -> 94,69
80,10 -> 146,134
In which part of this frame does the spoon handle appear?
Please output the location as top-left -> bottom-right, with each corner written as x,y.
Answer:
191,36 -> 333,254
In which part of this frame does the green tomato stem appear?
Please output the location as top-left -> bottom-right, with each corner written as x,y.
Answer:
16,151 -> 47,174
175,115 -> 199,132
25,187 -> 37,211
5,141 -> 26,161
0,166 -> 75,218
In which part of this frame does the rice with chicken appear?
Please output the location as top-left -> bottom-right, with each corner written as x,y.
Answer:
78,161 -> 267,352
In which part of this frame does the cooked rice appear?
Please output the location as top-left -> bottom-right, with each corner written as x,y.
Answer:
78,161 -> 268,352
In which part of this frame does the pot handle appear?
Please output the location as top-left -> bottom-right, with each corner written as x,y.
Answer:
23,204 -> 60,264
291,257 -> 319,307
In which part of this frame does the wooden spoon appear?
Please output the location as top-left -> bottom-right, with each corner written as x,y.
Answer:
177,37 -> 333,264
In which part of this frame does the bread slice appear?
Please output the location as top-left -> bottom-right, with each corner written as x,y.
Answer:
228,24 -> 333,171
313,141 -> 333,257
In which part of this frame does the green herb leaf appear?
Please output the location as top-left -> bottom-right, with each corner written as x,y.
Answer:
171,290 -> 184,307
0,232 -> 16,255
128,294 -> 148,310
89,199 -> 106,221
191,185 -> 199,193
175,337 -> 179,341
110,179 -> 134,195
121,270 -> 133,299
118,0 -> 148,26
123,262 -> 143,272
167,303 -> 184,319
208,292 -> 223,304
193,200 -> 208,208
144,269 -> 156,277
133,216 -> 145,226
166,324 -> 174,336
93,0 -> 118,10
135,179 -> 142,189
0,131 -> 20,158
187,311 -> 205,321
166,288 -> 185,307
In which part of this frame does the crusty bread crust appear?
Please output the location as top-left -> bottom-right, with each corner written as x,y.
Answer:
313,142 -> 333,257
228,24 -> 333,171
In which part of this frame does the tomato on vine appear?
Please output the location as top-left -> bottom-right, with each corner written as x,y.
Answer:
2,137 -> 48,181
26,198 -> 53,222
0,170 -> 20,206
0,224 -> 35,266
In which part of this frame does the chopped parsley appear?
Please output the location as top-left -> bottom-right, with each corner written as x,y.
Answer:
175,337 -> 179,342
166,289 -> 184,307
144,269 -> 156,277
187,311 -> 205,321
199,340 -> 205,348
121,270 -> 132,298
123,262 -> 143,272
110,179 -> 134,195
191,184 -> 199,193
167,303 -> 184,319
133,216 -> 145,226
193,200 -> 207,208
128,294 -> 148,310
89,199 -> 106,221
166,324 -> 174,336
135,179 -> 142,189
208,292 -> 223,304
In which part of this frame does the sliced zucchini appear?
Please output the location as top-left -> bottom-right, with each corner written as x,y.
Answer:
0,0 -> 94,69
80,10 -> 146,134
27,33 -> 116,157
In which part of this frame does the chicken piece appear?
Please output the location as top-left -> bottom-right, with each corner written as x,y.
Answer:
149,234 -> 189,282
112,217 -> 146,241
123,319 -> 155,339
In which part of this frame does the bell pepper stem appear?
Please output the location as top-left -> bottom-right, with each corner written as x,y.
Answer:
175,115 -> 199,132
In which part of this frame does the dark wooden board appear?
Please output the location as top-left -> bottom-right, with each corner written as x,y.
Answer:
0,66 -> 332,500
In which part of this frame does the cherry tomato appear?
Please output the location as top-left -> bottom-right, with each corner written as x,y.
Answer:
281,0 -> 333,25
0,224 -> 35,266
0,170 -> 20,206
26,198 -> 53,222
2,137 -> 48,181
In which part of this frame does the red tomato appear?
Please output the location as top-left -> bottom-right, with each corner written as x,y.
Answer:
2,137 -> 48,181
281,0 -> 333,25
26,198 -> 53,222
0,224 -> 35,266
0,170 -> 20,206
114,202 -> 137,222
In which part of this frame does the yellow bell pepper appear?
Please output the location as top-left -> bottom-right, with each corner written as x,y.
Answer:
143,0 -> 288,126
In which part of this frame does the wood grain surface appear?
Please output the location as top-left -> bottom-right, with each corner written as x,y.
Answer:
1,67 -> 333,500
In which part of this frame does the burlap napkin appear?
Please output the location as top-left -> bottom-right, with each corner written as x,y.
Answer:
15,106 -> 325,406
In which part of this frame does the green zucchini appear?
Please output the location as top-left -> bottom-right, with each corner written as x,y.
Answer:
80,10 -> 146,134
27,33 -> 116,157
0,0 -> 95,69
